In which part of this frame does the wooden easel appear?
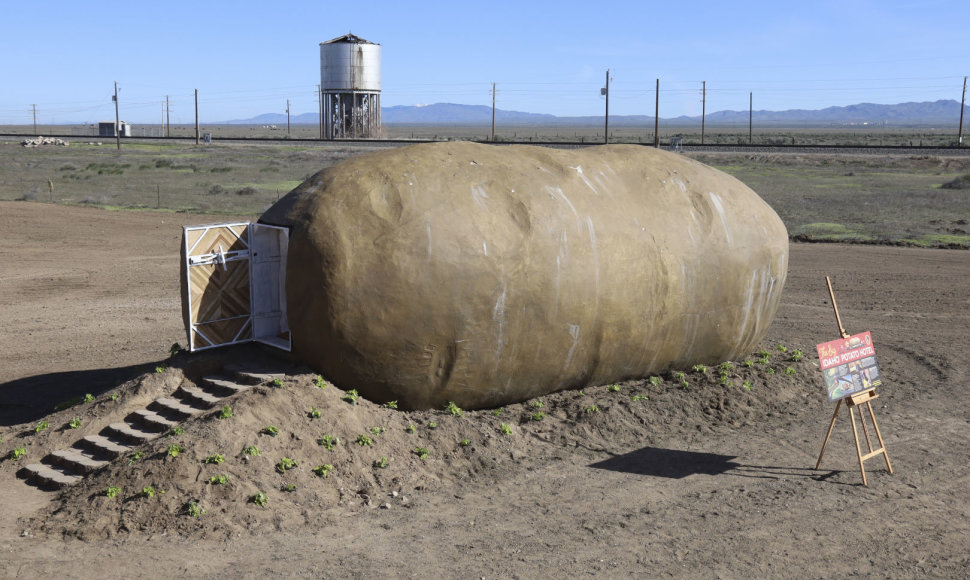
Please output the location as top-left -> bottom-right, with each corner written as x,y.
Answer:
814,277 -> 894,486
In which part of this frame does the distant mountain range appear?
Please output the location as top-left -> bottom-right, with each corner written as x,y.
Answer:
225,99 -> 970,127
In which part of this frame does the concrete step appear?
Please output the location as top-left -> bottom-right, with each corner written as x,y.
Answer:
19,463 -> 83,488
176,384 -> 222,407
201,376 -> 250,395
152,397 -> 201,418
78,434 -> 131,458
130,409 -> 179,431
49,449 -> 109,475
224,364 -> 285,385
105,422 -> 157,445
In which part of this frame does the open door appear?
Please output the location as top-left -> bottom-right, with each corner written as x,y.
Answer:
182,222 -> 290,352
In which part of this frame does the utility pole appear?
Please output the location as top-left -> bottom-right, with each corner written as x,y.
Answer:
113,81 -> 121,151
491,82 -> 497,142
286,99 -> 291,136
318,85 -> 323,139
166,95 -> 171,137
654,78 -> 660,148
749,92 -> 753,144
194,89 -> 199,145
959,76 -> 967,146
603,69 -> 610,144
701,80 -> 706,145
31,104 -> 37,135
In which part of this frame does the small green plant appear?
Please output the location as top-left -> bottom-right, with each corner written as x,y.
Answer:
342,389 -> 359,405
271,377 -> 284,388
308,407 -> 321,419
243,445 -> 261,456
127,450 -> 144,465
34,421 -> 49,433
368,426 -> 385,437
744,359 -> 754,368
261,425 -> 279,437
608,384 -> 621,392
413,446 -> 430,459
427,421 -> 438,430
776,344 -> 788,353
356,434 -> 374,446
167,444 -> 184,458
785,366 -> 797,376
384,400 -> 398,409
276,457 -> 298,473
209,475 -> 229,485
204,454 -> 225,464
142,486 -> 157,498
445,401 -> 464,416
313,464 -> 333,477
373,456 -> 389,468
318,435 -> 338,450
766,367 -> 776,374
405,424 -> 416,434
691,365 -> 707,373
68,417 -> 82,429
459,439 -> 471,447
499,423 -> 513,434
282,484 -> 297,492
155,366 -> 166,374
313,375 -> 328,389
680,380 -> 690,390
790,349 -> 804,362
529,399 -> 544,408
649,376 -> 662,387
10,445 -> 27,461
109,392 -> 119,401
492,408 -> 503,417
530,411 -> 546,422
218,404 -> 233,419
83,393 -> 95,403
577,390 -> 585,396
584,404 -> 600,414
759,354 -> 772,365
250,492 -> 268,507
187,501 -> 205,517
172,426 -> 186,436
673,371 -> 686,381
719,374 -> 733,386
758,349 -> 771,358
631,394 -> 648,401
105,486 -> 122,498
719,361 -> 733,371
742,380 -> 753,391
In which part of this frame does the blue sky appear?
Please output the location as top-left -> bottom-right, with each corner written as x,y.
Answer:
1,0 -> 967,124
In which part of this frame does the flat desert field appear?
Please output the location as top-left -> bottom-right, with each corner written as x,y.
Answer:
1,171 -> 969,576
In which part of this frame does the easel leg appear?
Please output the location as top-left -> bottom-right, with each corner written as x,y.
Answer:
848,405 -> 868,486
815,399 -> 842,469
865,401 -> 894,475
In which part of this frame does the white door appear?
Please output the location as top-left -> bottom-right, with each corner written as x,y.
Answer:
182,222 -> 290,352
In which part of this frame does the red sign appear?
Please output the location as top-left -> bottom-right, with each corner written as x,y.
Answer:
816,331 -> 882,401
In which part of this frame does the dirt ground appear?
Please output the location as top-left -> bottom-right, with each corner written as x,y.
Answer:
1,200 -> 969,578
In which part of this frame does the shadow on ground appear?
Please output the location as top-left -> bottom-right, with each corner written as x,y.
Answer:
0,363 -> 161,426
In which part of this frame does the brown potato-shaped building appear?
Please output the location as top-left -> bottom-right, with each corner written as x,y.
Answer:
260,142 -> 788,409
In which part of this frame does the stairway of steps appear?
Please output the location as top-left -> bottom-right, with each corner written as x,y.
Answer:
18,366 -> 282,490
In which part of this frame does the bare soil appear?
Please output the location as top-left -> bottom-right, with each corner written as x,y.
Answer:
1,200 -> 969,578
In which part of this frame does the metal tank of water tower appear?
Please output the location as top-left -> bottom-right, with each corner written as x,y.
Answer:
320,34 -> 382,139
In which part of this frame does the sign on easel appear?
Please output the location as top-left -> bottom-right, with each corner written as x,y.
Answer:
814,277 -> 893,486
816,331 -> 882,402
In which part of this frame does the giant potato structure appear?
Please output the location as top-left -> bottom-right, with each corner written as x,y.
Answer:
259,142 -> 788,410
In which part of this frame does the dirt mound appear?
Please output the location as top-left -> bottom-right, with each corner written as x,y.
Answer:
5,338 -> 816,540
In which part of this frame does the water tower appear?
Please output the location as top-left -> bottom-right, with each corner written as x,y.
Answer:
320,34 -> 382,139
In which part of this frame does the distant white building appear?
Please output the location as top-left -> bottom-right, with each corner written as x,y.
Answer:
99,121 -> 132,137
